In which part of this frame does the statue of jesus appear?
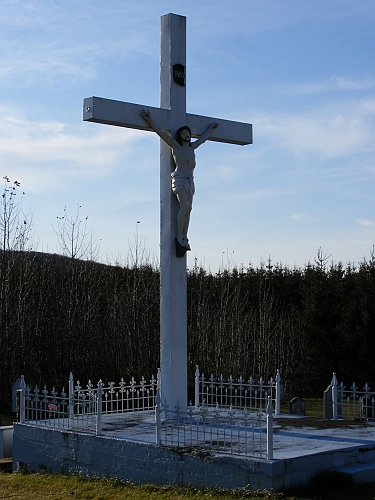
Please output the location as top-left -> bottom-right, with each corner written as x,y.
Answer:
142,109 -> 218,255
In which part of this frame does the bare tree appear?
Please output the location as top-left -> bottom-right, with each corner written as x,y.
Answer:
54,205 -> 100,262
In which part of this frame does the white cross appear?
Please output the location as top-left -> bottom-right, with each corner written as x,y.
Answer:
83,13 -> 252,409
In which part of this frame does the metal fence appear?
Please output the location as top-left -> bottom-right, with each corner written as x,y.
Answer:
19,376 -> 98,433
195,366 -> 281,415
18,372 -> 159,435
17,369 -> 277,460
156,393 -> 274,459
330,373 -> 375,421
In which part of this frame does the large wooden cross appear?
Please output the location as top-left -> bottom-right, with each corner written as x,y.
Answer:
83,13 -> 252,409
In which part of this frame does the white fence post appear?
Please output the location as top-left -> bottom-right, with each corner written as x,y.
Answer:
266,396 -> 274,460
275,369 -> 281,415
19,375 -> 26,424
69,372 -> 74,419
195,365 -> 200,408
155,389 -> 161,445
96,380 -> 103,436
332,372 -> 338,420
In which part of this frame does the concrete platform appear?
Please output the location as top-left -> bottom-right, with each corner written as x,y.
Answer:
12,413 -> 375,492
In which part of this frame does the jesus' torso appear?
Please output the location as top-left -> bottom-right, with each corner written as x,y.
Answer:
171,143 -> 196,177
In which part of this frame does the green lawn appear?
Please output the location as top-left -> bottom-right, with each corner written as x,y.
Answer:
1,472 -> 375,500
0,413 -> 15,426
279,398 -> 324,418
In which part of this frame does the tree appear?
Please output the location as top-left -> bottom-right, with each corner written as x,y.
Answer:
0,177 -> 34,409
54,205 -> 100,262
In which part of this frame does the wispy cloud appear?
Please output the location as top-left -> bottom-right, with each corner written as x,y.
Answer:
0,2 -> 157,86
253,99 -> 375,160
0,108 -> 148,190
292,77 -> 375,95
291,213 -> 306,222
357,219 -> 375,227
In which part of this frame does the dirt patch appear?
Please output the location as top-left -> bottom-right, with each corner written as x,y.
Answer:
274,417 -> 372,430
162,445 -> 213,461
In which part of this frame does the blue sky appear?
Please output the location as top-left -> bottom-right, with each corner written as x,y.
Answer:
1,0 -> 374,270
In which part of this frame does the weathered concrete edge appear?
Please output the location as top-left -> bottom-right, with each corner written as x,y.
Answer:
12,423 -> 375,492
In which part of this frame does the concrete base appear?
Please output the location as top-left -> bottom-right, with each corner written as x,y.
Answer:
12,419 -> 375,492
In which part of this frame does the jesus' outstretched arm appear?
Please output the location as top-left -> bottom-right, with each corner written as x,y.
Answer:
191,122 -> 218,149
141,109 -> 178,149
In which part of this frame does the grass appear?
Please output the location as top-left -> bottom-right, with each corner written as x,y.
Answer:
279,398 -> 324,418
0,413 -> 16,426
0,472 -> 375,500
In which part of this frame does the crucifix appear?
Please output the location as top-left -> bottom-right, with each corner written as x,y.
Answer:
83,13 -> 252,409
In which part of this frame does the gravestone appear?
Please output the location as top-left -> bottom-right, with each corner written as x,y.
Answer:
83,13 -> 252,409
289,397 -> 306,416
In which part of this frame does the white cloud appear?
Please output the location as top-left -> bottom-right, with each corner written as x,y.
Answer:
357,219 -> 375,227
253,99 -> 375,160
362,99 -> 375,114
291,213 -> 305,222
0,108 -> 149,191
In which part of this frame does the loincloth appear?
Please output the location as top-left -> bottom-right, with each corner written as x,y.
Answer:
171,171 -> 195,198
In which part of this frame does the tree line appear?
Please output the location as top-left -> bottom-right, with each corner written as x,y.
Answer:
0,179 -> 374,410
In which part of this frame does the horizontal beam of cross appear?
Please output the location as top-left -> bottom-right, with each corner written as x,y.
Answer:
83,96 -> 253,146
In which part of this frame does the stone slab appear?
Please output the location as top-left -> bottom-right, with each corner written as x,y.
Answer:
331,462 -> 375,484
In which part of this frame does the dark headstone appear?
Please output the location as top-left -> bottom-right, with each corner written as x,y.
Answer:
289,397 -> 306,416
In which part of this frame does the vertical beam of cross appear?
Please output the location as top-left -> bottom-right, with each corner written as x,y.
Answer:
83,13 -> 252,413
159,14 -> 188,409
